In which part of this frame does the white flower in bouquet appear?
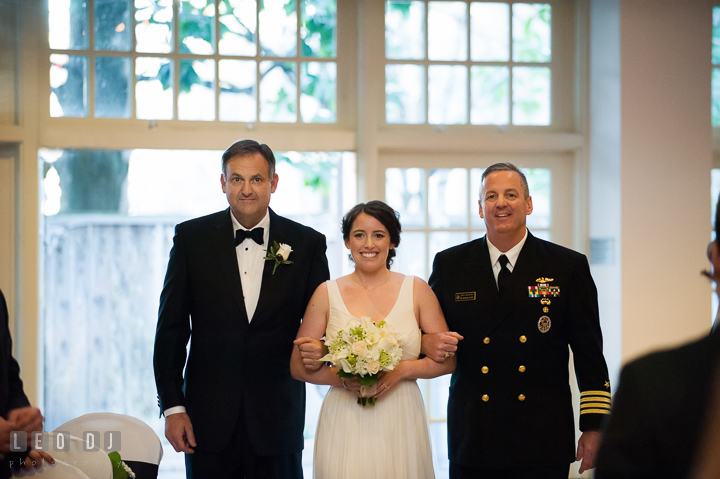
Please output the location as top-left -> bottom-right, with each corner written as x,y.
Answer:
319,316 -> 403,406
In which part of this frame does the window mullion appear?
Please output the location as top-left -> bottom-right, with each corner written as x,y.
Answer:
296,0 -> 302,124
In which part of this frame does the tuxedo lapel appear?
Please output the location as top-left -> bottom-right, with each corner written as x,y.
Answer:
213,209 -> 249,323
252,209 -> 288,324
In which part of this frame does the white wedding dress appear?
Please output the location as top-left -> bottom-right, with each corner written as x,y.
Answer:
313,275 -> 435,479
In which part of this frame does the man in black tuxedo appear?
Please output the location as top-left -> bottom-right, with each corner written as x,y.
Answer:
426,162 -> 611,479
0,289 -> 53,477
594,198 -> 720,479
153,140 -> 330,479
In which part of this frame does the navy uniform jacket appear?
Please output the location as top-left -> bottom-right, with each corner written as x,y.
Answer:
429,232 -> 610,469
153,208 -> 330,455
595,328 -> 720,479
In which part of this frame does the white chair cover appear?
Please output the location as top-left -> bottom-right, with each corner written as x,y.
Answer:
53,413 -> 162,466
30,433 -> 113,479
12,460 -> 91,479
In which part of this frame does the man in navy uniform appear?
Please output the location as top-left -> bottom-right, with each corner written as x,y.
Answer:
426,162 -> 611,478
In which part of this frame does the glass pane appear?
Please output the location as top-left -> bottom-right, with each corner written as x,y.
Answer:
178,59 -> 215,121
428,1 -> 467,61
95,0 -> 131,51
301,0 -> 337,58
429,231 -> 468,265
470,2 -> 509,62
512,66 -> 550,126
429,374 -> 450,418
512,3 -> 551,63
219,59 -> 257,122
393,231 -> 427,279
386,64 -> 425,124
471,66 -> 509,125
429,65 -> 467,125
525,168 -> 551,229
135,57 -> 173,120
135,0 -> 174,53
429,168 -> 468,228
49,54 -> 88,118
301,61 -> 336,123
260,0 -> 297,57
49,0 -> 88,50
95,56 -> 131,118
385,1 -> 425,60
470,168 -> 484,229
713,69 -> 720,126
713,7 -> 720,64
259,61 -> 297,122
532,230 -> 551,241
385,167 -> 426,228
219,0 -> 257,56
179,0 -> 215,54
430,422 -> 450,479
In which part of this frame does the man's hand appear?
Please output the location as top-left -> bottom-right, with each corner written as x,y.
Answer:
20,450 -> 55,471
294,337 -> 327,371
165,413 -> 196,454
0,417 -> 18,455
576,430 -> 602,473
421,332 -> 464,363
8,408 -> 43,437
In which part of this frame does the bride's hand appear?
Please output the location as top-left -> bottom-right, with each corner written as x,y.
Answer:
340,377 -> 365,397
373,367 -> 405,399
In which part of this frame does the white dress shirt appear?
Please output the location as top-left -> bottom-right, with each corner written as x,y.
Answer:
231,209 -> 270,322
164,209 -> 270,418
486,229 -> 528,289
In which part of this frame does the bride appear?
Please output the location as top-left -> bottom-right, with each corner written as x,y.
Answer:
290,201 -> 454,479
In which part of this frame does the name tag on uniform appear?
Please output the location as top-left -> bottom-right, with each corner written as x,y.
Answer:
455,292 -> 476,302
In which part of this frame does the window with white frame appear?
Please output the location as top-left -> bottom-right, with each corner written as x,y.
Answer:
48,0 -> 337,123
385,0 -> 552,126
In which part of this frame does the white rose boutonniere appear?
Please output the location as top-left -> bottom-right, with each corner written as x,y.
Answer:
264,241 -> 293,275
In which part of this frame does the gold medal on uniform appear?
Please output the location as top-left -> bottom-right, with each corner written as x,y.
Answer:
538,315 -> 551,333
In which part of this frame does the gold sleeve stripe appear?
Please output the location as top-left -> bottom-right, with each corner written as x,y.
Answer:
580,402 -> 612,409
580,397 -> 611,404
580,409 -> 611,415
581,390 -> 611,398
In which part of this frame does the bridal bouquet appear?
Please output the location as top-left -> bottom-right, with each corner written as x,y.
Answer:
319,316 -> 403,406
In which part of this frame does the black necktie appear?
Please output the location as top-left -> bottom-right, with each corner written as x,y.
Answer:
498,254 -> 512,296
235,228 -> 264,246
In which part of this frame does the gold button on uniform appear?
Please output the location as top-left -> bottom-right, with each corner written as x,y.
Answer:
482,395 -> 489,402
483,337 -> 490,344
481,366 -> 489,374
518,394 -> 526,401
518,365 -> 526,373
519,335 -> 527,343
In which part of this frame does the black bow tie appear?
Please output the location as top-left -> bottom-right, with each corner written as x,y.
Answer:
235,228 -> 264,246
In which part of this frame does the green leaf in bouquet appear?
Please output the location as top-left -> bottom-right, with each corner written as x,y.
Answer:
108,451 -> 129,479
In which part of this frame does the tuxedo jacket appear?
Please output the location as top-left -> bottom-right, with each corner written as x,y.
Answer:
595,328 -> 720,479
429,232 -> 610,469
0,290 -> 31,479
153,208 -> 329,456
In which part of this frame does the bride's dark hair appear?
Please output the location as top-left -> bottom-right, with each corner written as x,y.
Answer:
342,201 -> 402,269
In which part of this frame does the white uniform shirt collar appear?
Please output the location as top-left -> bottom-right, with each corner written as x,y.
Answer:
487,229 -> 528,272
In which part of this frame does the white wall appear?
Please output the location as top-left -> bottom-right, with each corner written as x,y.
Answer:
589,0 -> 714,380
